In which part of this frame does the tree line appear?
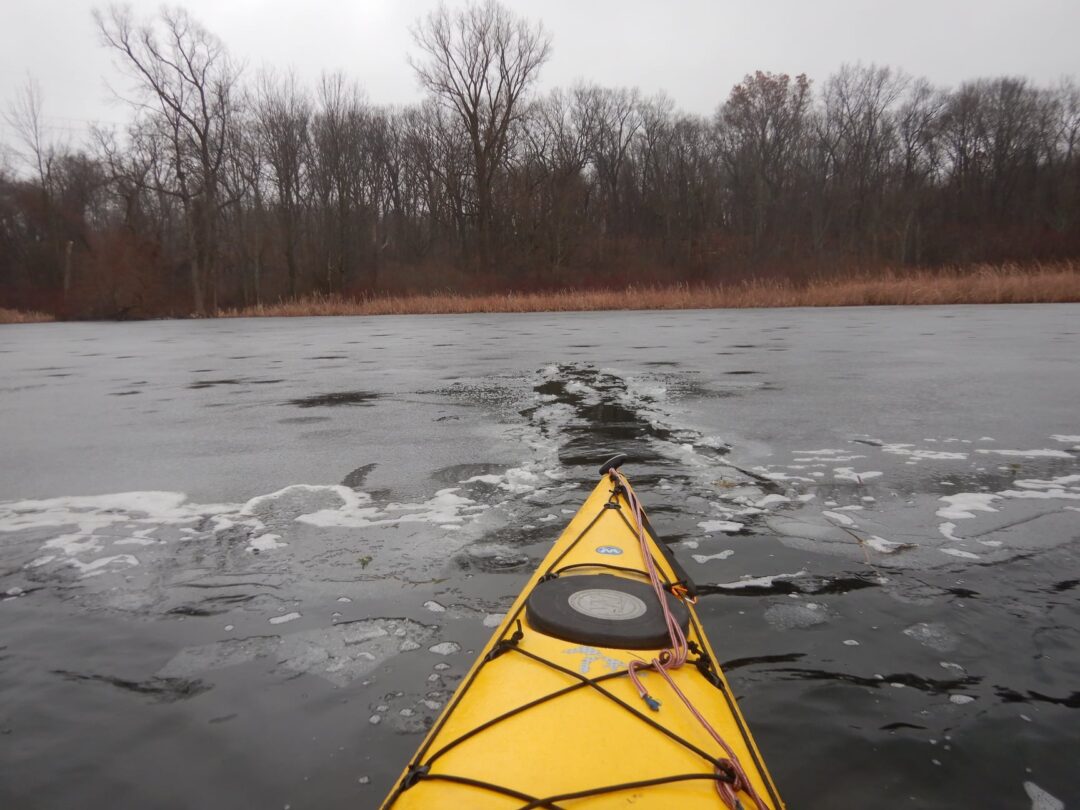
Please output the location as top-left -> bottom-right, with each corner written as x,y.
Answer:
2,1 -> 1079,318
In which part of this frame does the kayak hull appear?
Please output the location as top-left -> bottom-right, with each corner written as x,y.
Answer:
383,473 -> 784,809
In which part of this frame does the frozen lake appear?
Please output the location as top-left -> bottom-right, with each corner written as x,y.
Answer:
1,305 -> 1078,808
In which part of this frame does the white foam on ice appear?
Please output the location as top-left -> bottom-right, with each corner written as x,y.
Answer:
69,554 -> 140,577
698,520 -> 744,533
715,571 -> 807,590
976,448 -> 1074,459
865,536 -> 909,554
692,550 -> 734,564
937,493 -> 999,520
834,468 -> 883,483
939,522 -> 961,542
246,534 -> 286,552
754,494 -> 790,509
881,444 -> 968,460
1011,475 -> 1080,489
940,548 -> 980,560
822,510 -> 857,527
999,488 -> 1080,501
297,485 -> 482,529
755,470 -> 814,482
1023,781 -> 1064,810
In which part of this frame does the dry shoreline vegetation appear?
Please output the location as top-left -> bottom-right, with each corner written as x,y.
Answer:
0,307 -> 55,324
221,262 -> 1080,318
2,262 -> 1079,324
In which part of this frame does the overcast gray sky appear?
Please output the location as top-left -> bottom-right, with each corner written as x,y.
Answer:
3,0 -> 1080,147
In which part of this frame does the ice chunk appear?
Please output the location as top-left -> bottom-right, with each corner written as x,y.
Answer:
429,641 -> 460,656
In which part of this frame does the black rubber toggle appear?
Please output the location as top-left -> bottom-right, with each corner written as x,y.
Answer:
525,573 -> 690,649
402,763 -> 429,789
484,620 -> 524,662
599,454 -> 628,475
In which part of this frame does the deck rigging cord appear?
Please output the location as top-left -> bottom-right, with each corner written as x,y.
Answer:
610,468 -> 768,810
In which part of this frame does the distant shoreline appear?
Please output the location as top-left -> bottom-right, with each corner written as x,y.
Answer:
3,262 -> 1079,324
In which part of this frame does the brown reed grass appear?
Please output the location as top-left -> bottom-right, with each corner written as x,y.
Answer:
218,261 -> 1080,318
0,307 -> 55,324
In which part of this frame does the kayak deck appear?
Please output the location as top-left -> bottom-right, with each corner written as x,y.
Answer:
383,473 -> 784,809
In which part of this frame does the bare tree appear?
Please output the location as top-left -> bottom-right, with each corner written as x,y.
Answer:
718,71 -> 812,255
4,76 -> 72,294
256,70 -> 310,298
410,0 -> 550,272
94,4 -> 241,314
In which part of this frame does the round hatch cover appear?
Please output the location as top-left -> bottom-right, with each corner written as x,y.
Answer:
568,588 -> 647,621
525,573 -> 690,649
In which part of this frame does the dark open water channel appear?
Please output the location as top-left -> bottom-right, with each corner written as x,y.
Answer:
1,305 -> 1078,809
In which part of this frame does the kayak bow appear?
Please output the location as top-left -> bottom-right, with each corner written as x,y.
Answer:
383,458 -> 784,809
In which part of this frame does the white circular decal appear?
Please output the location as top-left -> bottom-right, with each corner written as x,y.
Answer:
567,588 -> 647,621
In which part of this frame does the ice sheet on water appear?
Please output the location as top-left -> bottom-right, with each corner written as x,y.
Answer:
158,617 -> 438,687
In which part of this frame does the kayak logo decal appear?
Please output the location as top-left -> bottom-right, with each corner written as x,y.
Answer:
564,645 -> 625,674
595,545 -> 623,556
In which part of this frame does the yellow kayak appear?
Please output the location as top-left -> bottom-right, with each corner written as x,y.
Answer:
382,456 -> 784,809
